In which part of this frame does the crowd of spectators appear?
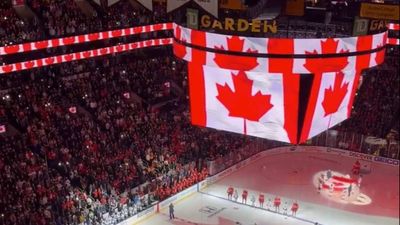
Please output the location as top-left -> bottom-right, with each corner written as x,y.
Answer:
0,50 -> 253,225
337,46 -> 399,142
0,0 -> 169,46
0,1 -> 43,46
0,2 -> 398,225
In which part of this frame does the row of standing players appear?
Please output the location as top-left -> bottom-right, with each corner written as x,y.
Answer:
226,187 -> 299,216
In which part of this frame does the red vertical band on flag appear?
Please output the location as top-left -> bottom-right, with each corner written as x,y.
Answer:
188,30 -> 207,126
268,38 -> 299,144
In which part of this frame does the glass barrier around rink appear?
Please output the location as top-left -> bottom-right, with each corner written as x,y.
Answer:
205,130 -> 399,180
308,130 -> 399,160
206,139 -> 288,176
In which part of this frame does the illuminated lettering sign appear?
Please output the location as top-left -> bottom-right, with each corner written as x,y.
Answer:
369,20 -> 387,33
200,15 -> 277,33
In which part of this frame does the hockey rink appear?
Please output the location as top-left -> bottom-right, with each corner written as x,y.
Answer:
140,147 -> 399,225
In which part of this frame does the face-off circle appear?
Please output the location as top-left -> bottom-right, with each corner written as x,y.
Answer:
313,170 -> 372,205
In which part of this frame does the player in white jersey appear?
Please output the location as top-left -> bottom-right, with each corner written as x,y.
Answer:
357,175 -> 363,187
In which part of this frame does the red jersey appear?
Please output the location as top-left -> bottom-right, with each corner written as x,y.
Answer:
353,161 -> 361,169
242,190 -> 248,198
227,187 -> 234,194
259,194 -> 265,202
274,197 -> 281,206
291,202 -> 299,212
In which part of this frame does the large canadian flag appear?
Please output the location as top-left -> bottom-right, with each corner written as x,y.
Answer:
191,65 -> 298,143
174,24 -> 387,144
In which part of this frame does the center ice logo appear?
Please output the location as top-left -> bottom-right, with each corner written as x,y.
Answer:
199,206 -> 218,214
199,206 -> 226,218
313,170 -> 372,205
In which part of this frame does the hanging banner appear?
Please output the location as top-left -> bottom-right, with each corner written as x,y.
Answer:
187,8 -> 199,29
360,3 -> 399,21
285,0 -> 305,16
353,17 -> 369,36
167,0 -> 218,17
108,0 -> 120,6
194,0 -> 218,18
136,0 -> 153,11
167,0 -> 190,13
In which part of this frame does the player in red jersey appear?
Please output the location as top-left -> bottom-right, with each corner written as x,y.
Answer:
291,201 -> 299,216
352,160 -> 361,175
258,194 -> 265,208
242,190 -> 248,204
274,196 -> 281,212
227,186 -> 234,200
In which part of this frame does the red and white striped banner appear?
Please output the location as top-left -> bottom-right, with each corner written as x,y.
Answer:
0,38 -> 173,74
0,23 -> 173,56
388,38 -> 400,45
387,23 -> 399,46
387,23 -> 400,31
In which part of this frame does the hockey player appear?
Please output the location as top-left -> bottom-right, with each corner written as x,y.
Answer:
242,190 -> 248,204
233,190 -> 239,202
258,194 -> 265,208
318,175 -> 324,193
347,184 -> 353,197
273,196 -> 281,212
357,175 -> 363,187
227,186 -> 234,200
352,160 -> 361,175
291,201 -> 299,216
326,170 -> 332,180
328,183 -> 334,197
250,194 -> 256,206
283,202 -> 288,215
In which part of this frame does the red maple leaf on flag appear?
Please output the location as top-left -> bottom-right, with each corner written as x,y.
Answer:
216,71 -> 273,134
214,36 -> 259,71
304,38 -> 349,74
321,72 -> 349,116
173,25 -> 187,58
